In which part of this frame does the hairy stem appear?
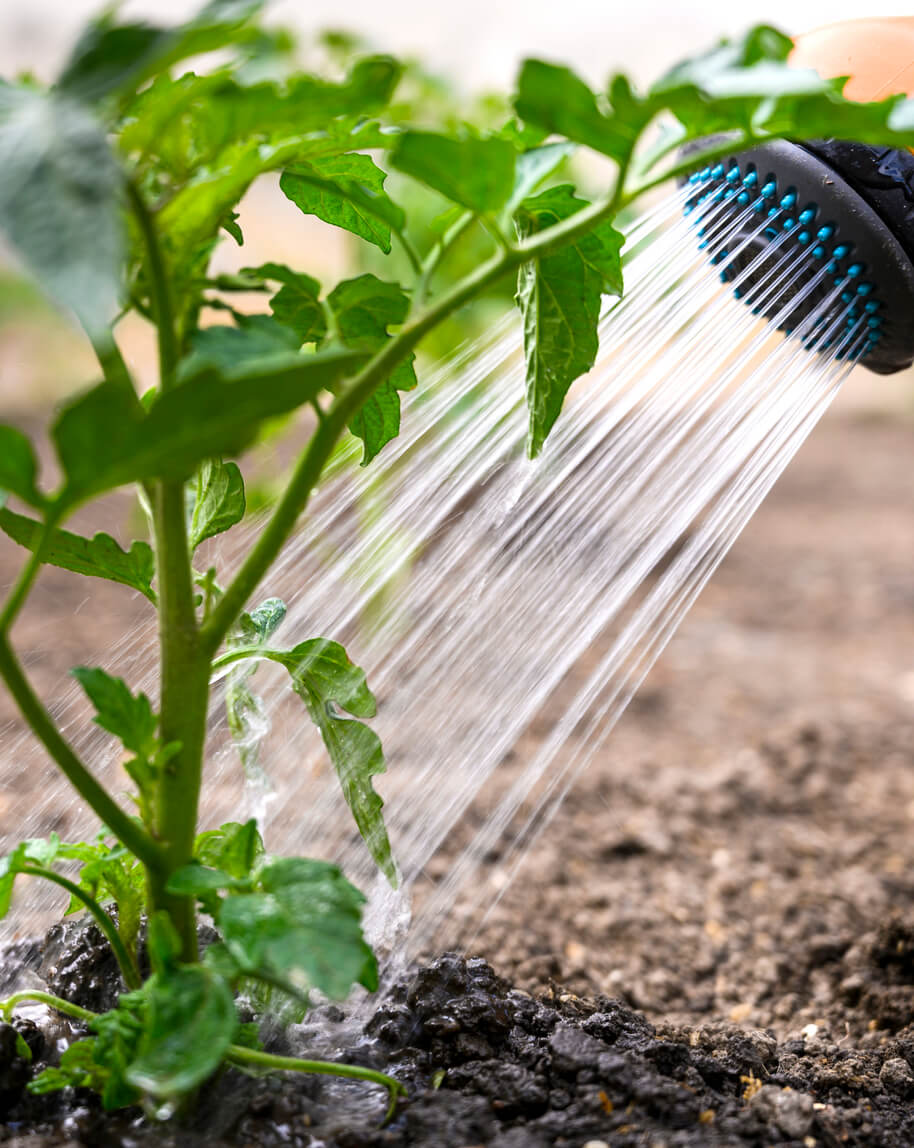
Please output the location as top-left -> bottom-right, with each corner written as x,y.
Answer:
150,480 -> 207,962
1,990 -> 98,1026
225,1045 -> 405,1121
19,866 -> 141,989
0,635 -> 162,872
127,179 -> 179,390
0,516 -> 55,635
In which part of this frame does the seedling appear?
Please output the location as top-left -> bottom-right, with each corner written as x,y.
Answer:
0,2 -> 911,1119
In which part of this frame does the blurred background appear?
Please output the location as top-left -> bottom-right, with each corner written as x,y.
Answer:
4,0 -> 914,416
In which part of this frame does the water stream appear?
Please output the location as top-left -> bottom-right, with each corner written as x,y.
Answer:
1,183 -> 865,980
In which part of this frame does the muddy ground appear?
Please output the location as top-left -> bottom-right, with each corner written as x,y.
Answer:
1,411 -> 914,1145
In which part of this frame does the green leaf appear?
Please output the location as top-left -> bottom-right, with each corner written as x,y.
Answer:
233,598 -> 287,646
0,508 -> 155,601
126,967 -> 237,1099
194,819 -> 264,879
242,264 -> 326,345
507,142 -> 576,212
56,836 -> 147,955
71,667 -> 157,758
390,130 -> 516,214
59,2 -> 263,105
0,836 -> 62,916
166,864 -> 246,898
53,347 -> 364,502
326,275 -> 417,464
514,61 -> 640,164
515,185 -> 624,457
280,152 -> 403,253
185,315 -> 302,375
275,639 -> 395,884
190,459 -> 246,550
0,427 -> 43,508
0,86 -> 123,337
218,857 -> 378,999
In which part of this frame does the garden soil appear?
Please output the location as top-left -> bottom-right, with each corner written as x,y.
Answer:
2,413 -> 914,1146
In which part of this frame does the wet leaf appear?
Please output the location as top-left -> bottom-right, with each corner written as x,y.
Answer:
515,185 -> 623,457
0,509 -> 155,600
126,967 -> 236,1099
276,639 -> 395,884
194,819 -> 264,879
71,667 -> 158,757
190,459 -> 246,550
218,857 -> 378,999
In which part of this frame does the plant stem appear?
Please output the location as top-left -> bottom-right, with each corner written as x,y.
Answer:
225,1045 -> 405,1121
0,635 -> 162,873
19,866 -> 141,989
414,210 -> 474,308
126,179 -> 179,390
1,990 -> 98,1026
150,480 -> 207,962
0,517 -> 55,635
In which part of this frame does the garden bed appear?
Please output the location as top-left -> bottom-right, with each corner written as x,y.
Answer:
2,414 -> 914,1145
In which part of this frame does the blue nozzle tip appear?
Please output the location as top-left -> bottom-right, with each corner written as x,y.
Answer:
832,243 -> 851,259
780,192 -> 797,209
864,300 -> 881,313
737,191 -> 750,205
847,262 -> 864,277
856,282 -> 874,296
812,245 -> 825,259
782,218 -> 795,230
743,171 -> 758,186
761,180 -> 777,198
798,207 -> 816,225
817,225 -> 835,240
711,163 -> 725,179
726,166 -> 740,182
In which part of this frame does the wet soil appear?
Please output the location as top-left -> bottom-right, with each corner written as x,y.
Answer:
2,413 -> 914,1144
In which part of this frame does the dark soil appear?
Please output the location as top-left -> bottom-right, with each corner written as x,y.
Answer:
6,934 -> 914,1147
2,414 -> 914,1145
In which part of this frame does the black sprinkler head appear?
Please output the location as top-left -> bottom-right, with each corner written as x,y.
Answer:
684,139 -> 914,375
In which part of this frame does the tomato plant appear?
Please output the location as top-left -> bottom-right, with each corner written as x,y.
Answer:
0,1 -> 911,1118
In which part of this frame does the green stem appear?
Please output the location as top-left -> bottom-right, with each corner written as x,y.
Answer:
225,1045 -> 405,1121
0,635 -> 162,873
392,227 -> 423,277
1,990 -> 98,1026
414,210 -> 474,308
18,866 -> 141,989
0,516 -> 55,635
126,179 -> 179,390
150,480 -> 207,962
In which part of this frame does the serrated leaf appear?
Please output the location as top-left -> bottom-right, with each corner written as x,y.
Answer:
0,508 -> 155,601
126,967 -> 237,1099
184,315 -> 302,376
390,130 -> 516,214
276,639 -> 394,884
219,857 -> 377,999
0,836 -> 62,917
190,459 -> 246,550
280,152 -> 403,253
234,598 -> 287,646
515,185 -> 624,457
0,86 -> 123,336
71,667 -> 157,757
194,819 -> 264,879
514,60 -> 640,164
242,264 -> 326,345
53,348 -> 363,503
326,274 -> 416,464
0,427 -> 43,508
